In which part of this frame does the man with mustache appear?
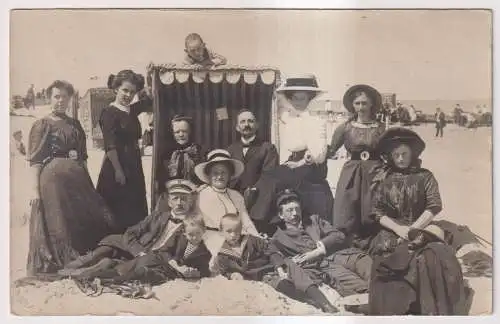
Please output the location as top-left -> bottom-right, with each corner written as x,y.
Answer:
227,110 -> 279,220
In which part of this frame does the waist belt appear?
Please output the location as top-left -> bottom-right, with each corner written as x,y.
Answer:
49,149 -> 79,160
350,151 -> 379,161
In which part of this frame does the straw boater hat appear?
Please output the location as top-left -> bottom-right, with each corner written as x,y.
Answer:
408,224 -> 446,243
194,149 -> 245,185
166,179 -> 197,195
276,74 -> 325,97
377,127 -> 426,158
342,84 -> 383,114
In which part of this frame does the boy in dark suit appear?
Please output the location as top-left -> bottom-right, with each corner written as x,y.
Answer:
214,213 -> 338,313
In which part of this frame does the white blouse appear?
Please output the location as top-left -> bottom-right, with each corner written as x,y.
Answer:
277,96 -> 328,164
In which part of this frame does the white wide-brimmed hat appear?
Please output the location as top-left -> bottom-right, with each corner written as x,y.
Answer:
408,224 -> 446,243
276,74 -> 325,94
194,149 -> 245,185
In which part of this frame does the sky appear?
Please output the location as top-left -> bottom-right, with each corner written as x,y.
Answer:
10,9 -> 492,101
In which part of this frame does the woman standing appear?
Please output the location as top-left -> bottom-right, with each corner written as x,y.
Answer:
27,80 -> 116,275
327,84 -> 386,248
96,70 -> 151,233
248,75 -> 334,234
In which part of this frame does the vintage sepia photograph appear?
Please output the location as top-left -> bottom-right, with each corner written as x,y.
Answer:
8,8 -> 493,316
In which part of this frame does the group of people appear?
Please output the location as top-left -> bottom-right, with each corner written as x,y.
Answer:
22,34 -> 467,315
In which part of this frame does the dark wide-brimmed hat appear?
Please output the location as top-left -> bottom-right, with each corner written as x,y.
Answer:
194,149 -> 244,185
377,127 -> 426,157
276,74 -> 325,95
342,84 -> 383,114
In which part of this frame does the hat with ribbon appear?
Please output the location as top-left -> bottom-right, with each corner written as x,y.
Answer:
194,149 -> 245,185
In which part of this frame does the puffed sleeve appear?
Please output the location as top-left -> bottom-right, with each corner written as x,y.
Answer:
305,115 -> 328,164
130,96 -> 153,116
27,119 -> 50,166
423,170 -> 443,215
99,107 -> 119,152
74,119 -> 88,161
327,121 -> 347,158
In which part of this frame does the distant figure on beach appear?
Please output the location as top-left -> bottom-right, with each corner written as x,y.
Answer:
25,84 -> 35,110
183,33 -> 227,68
434,107 -> 446,138
12,130 -> 26,156
453,104 -> 463,126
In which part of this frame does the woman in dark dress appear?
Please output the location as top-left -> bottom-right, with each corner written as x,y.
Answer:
27,80 -> 116,275
327,84 -> 386,249
368,127 -> 443,255
159,115 -> 205,190
357,128 -> 466,315
96,70 -> 151,233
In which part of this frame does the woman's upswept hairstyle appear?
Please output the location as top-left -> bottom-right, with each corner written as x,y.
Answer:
46,80 -> 75,98
107,69 -> 145,92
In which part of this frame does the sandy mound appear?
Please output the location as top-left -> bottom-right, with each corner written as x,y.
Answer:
11,277 -> 327,316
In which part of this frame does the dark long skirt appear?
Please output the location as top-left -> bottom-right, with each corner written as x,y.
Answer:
332,160 -> 382,240
249,163 -> 334,234
97,146 -> 148,233
27,158 -> 117,276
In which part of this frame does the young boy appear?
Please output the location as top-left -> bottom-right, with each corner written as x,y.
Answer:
73,215 -> 211,285
183,33 -> 227,68
214,213 -> 338,313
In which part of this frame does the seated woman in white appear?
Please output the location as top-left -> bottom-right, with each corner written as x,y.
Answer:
194,149 -> 259,266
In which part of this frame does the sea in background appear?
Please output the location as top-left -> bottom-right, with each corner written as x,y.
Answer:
311,98 -> 492,115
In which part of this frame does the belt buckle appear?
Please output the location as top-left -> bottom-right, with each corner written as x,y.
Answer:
68,149 -> 78,160
360,151 -> 370,161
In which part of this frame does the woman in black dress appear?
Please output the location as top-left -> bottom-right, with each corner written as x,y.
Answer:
27,80 -> 116,275
96,70 -> 151,233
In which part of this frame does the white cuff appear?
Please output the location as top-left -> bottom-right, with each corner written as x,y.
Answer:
316,241 -> 327,254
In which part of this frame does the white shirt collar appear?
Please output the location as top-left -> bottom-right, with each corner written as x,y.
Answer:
111,101 -> 130,114
241,135 -> 256,145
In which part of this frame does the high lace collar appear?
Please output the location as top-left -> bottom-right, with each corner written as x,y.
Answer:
211,186 -> 228,194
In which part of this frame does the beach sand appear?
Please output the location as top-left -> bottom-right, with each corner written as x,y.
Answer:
9,111 -> 493,315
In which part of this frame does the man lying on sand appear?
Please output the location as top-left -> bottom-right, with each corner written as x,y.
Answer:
59,179 -> 210,284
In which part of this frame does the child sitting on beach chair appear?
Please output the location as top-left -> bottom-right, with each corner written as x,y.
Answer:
214,213 -> 338,313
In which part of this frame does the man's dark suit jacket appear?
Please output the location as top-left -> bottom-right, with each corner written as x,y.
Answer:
227,137 -> 279,193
